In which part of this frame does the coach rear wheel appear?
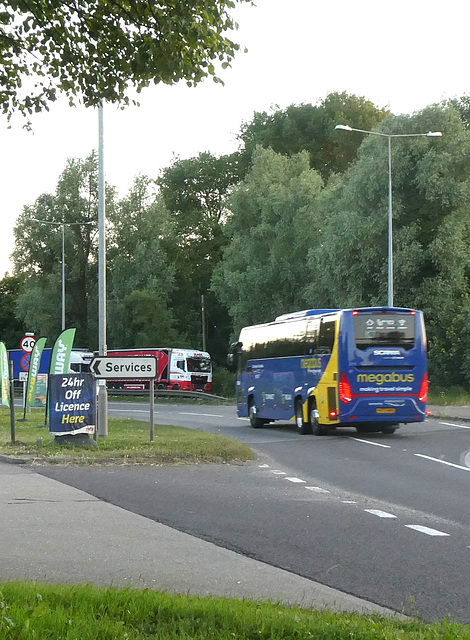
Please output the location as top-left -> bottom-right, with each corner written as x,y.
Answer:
381,426 -> 397,434
295,399 -> 312,435
309,400 -> 326,436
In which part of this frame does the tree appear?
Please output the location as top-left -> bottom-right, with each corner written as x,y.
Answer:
211,147 -> 323,333
12,152 -> 105,346
239,92 -> 389,181
157,152 -> 244,359
0,0 -> 251,123
304,105 -> 470,386
106,175 -> 186,348
0,274 -> 26,348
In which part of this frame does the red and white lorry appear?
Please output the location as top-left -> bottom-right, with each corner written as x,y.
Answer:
106,347 -> 212,392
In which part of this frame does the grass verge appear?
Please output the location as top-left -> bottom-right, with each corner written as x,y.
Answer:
428,385 -> 470,406
1,582 -> 469,639
0,408 -> 253,464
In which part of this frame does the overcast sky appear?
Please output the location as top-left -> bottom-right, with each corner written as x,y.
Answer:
1,0 -> 469,276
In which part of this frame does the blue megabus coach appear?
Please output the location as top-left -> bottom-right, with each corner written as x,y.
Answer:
230,307 -> 428,435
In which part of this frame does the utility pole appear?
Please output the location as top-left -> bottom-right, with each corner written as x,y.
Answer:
97,102 -> 108,437
201,295 -> 206,352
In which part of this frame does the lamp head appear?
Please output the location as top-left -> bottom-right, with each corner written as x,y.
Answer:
335,124 -> 353,131
426,131 -> 443,137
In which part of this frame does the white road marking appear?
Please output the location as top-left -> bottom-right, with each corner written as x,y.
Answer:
342,500 -> 357,504
350,438 -> 391,448
364,509 -> 397,518
259,464 -> 270,468
414,453 -> 470,472
439,421 -> 470,430
237,418 -> 250,421
286,477 -> 306,483
179,412 -> 224,417
109,409 -> 151,413
305,486 -> 330,493
405,525 -> 450,537
271,470 -> 287,475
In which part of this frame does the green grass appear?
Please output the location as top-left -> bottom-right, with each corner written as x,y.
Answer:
0,582 -> 469,639
428,385 -> 470,406
0,408 -> 253,464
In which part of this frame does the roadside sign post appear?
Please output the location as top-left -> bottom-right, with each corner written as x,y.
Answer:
90,356 -> 157,441
18,333 -> 36,421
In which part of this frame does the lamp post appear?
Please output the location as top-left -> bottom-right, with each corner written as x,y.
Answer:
30,218 -> 94,330
335,124 -> 442,308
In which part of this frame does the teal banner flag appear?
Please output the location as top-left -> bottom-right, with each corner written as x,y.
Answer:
49,328 -> 76,375
25,337 -> 47,408
0,342 -> 10,407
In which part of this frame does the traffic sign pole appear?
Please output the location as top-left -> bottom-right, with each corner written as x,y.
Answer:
90,356 -> 157,441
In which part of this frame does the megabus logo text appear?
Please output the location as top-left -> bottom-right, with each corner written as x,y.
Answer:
357,372 -> 414,386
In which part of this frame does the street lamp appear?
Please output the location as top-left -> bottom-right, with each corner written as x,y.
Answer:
335,124 -> 442,307
30,218 -> 94,330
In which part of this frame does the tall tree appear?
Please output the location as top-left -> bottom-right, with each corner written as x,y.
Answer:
212,147 -> 323,333
106,175 -> 186,348
0,274 -> 26,348
0,0 -> 251,123
305,105 -> 470,386
157,152 -> 244,359
239,92 -> 389,181
12,153 -> 106,347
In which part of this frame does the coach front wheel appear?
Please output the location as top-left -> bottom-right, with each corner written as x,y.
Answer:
248,399 -> 265,429
295,399 -> 312,435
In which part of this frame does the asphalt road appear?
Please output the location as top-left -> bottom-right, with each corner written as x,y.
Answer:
37,402 -> 470,623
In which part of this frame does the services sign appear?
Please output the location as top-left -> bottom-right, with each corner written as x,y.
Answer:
90,356 -> 157,379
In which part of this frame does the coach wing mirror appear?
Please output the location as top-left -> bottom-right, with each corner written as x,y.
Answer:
227,341 -> 242,370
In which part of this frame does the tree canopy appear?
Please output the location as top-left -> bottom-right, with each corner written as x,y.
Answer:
238,92 -> 389,181
0,0 -> 250,122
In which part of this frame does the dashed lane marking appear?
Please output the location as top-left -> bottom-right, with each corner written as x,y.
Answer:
179,412 -> 224,417
439,421 -> 470,430
305,486 -> 330,493
364,509 -> 397,519
414,453 -> 470,472
350,438 -> 391,448
405,525 -> 450,537
286,477 -> 306,483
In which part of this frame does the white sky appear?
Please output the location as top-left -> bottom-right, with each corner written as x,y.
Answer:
1,0 -> 469,276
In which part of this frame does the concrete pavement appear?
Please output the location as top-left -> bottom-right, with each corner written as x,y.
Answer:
1,405 -> 467,618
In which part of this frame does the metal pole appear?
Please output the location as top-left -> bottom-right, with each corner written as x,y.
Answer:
150,378 -> 155,442
201,294 -> 206,352
61,223 -> 65,330
9,361 -> 15,443
387,136 -> 393,308
97,102 -> 108,437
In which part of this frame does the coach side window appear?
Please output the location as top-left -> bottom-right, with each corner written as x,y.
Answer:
316,319 -> 336,354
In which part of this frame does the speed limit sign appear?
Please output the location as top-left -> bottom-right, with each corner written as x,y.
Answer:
20,334 -> 36,353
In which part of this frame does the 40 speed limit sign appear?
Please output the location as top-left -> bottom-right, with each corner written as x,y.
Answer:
20,334 -> 36,353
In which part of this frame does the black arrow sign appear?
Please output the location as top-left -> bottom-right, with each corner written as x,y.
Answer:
91,359 -> 101,376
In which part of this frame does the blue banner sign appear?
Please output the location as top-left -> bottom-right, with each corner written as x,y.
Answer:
49,373 -> 95,436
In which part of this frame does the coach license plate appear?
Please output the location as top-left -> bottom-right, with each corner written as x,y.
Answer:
376,408 -> 396,414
